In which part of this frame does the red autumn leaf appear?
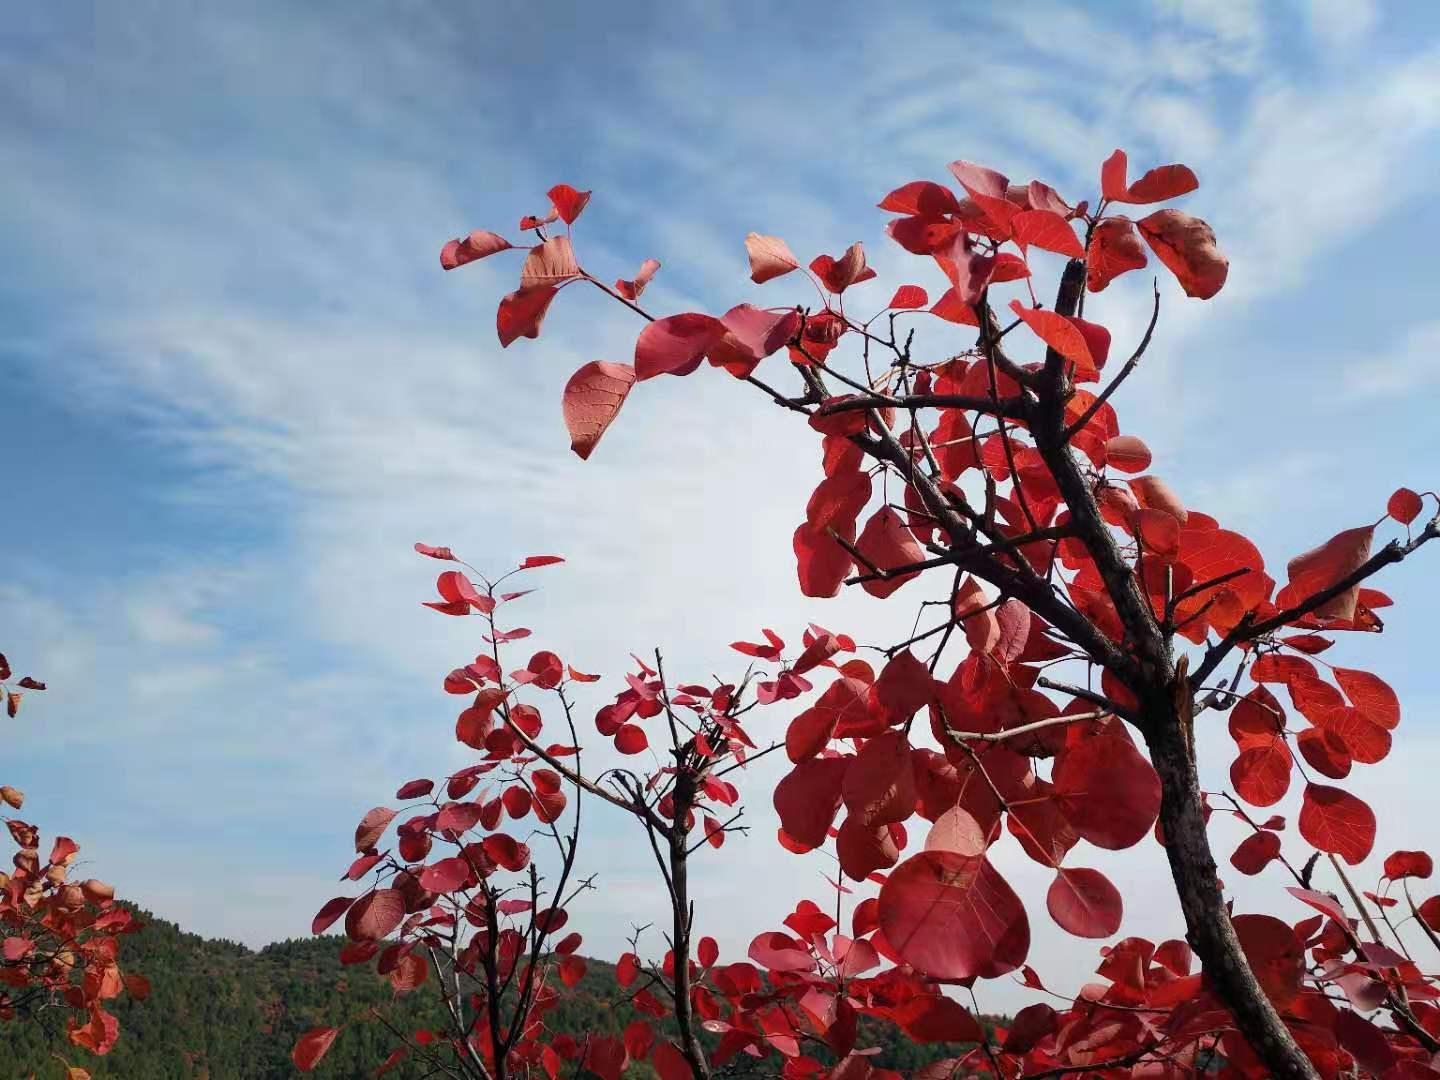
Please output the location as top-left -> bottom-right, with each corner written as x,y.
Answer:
562,361 -> 636,461
892,994 -> 983,1044
1387,487 -> 1423,525
1008,300 -> 1096,378
1086,218 -> 1147,292
1231,742 -> 1293,807
855,507 -> 923,599
929,287 -> 980,326
1232,914 -> 1304,1007
709,304 -> 801,378
1284,525 -> 1374,622
1011,209 -> 1084,258
420,856 -> 472,893
1333,667 -> 1400,730
586,1037 -> 629,1080
292,1027 -> 341,1071
810,242 -> 877,293
841,731 -> 916,826
773,757 -> 848,850
878,850 -> 1030,980
887,285 -> 929,310
312,897 -> 355,934
483,833 -> 531,872
1137,209 -> 1228,299
1053,735 -> 1161,849
440,230 -> 513,270
615,257 -> 660,301
1105,434 -> 1152,473
878,181 -> 962,217
653,1043 -> 690,1080
547,184 -> 591,225
1231,831 -> 1282,876
520,555 -> 564,568
748,931 -> 815,972
1383,850 -> 1432,880
745,233 -> 800,283
520,236 -> 581,290
1296,727 -> 1352,780
615,724 -> 649,754
395,778 -> 433,800
634,313 -> 728,381
1099,150 -> 1199,205
934,232 -> 996,305
354,807 -> 397,853
345,889 -> 404,941
1046,867 -> 1123,939
1299,783 -> 1376,865
497,285 -> 558,347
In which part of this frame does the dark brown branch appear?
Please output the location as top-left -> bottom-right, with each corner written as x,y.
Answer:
1061,281 -> 1160,441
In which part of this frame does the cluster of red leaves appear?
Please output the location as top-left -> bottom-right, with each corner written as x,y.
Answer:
1,653 -> 143,1072
295,548 -> 794,1076
412,148 -> 1440,1080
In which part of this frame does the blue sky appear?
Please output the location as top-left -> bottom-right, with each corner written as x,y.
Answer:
5,1 -> 1440,1011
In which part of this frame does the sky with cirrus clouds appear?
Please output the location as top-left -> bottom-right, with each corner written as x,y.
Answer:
4,0 -> 1440,1011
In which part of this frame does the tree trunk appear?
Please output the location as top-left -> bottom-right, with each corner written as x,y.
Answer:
1144,713 -> 1320,1080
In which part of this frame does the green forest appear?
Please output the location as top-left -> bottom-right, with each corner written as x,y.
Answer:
0,905 -> 999,1079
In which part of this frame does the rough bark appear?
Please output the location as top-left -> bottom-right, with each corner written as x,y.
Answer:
1145,710 -> 1320,1080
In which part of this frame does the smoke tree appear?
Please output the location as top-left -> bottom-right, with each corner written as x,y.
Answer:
1,652 -> 143,1075
303,154 -> 1440,1078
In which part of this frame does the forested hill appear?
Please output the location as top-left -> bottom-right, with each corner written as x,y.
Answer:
0,905 -> 995,1079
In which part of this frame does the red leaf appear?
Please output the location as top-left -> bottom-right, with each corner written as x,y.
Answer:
1299,784 -> 1376,865
1233,914 -> 1304,1007
1085,218 -> 1148,293
1387,487 -> 1423,525
887,285 -> 929,310
395,778 -> 434,800
878,851 -> 1030,980
892,994 -> 983,1044
810,242 -> 877,293
709,304 -> 800,378
878,181 -> 961,217
1008,301 -> 1096,379
497,286 -> 558,347
1105,435 -> 1152,474
615,724 -> 649,754
634,313 -> 728,381
745,233 -> 800,283
1100,150 -> 1129,202
520,555 -> 564,568
794,521 -> 855,598
420,856 -> 472,893
1333,668 -> 1400,731
841,731 -> 916,826
1231,831 -> 1282,876
354,807 -> 397,853
748,931 -> 816,972
1231,743 -> 1293,807
547,184 -> 591,225
1011,209 -> 1083,258
929,288 -> 979,326
615,257 -> 660,301
1383,850 -> 1432,880
520,236 -> 581,290
773,757 -> 848,849
1296,727 -> 1351,780
562,361 -> 636,461
653,1042 -> 691,1080
312,896 -> 355,935
1046,867 -> 1123,939
441,230 -> 513,270
345,889 -> 405,941
855,507 -> 923,599
1284,526 -> 1374,623
292,1027 -> 341,1072
1137,209 -> 1228,299
1054,735 -> 1160,849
